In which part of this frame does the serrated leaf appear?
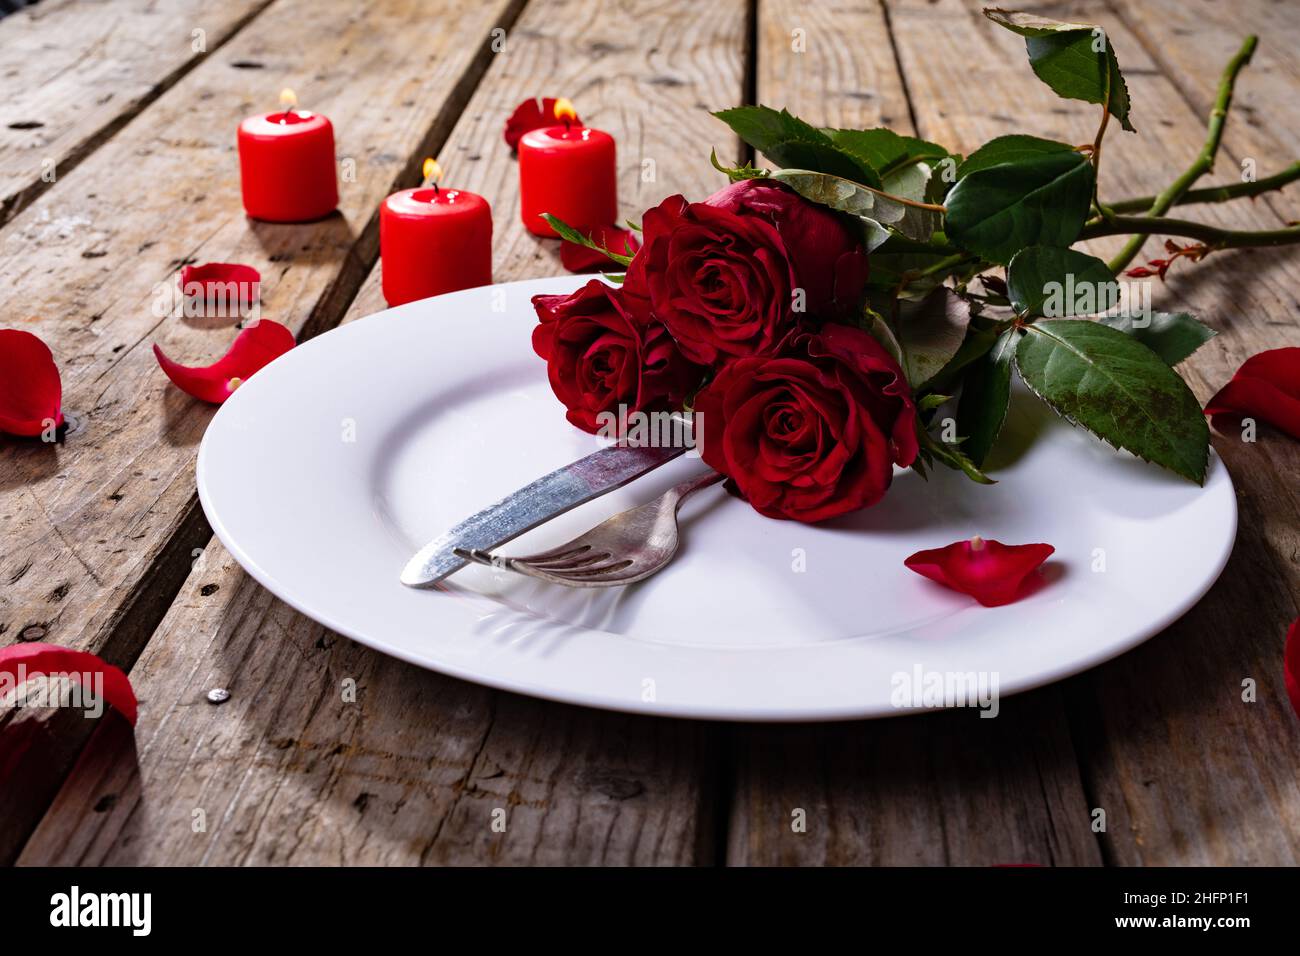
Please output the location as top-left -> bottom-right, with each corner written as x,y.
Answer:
944,150 -> 1094,264
712,106 -> 879,186
1096,312 -> 1216,366
896,287 -> 972,388
985,9 -> 1135,132
770,169 -> 908,248
957,135 -> 1076,178
541,214 -> 634,266
957,329 -> 1018,466
1007,246 -> 1118,317
881,161 -> 941,242
823,128 -> 950,178
1014,319 -> 1208,482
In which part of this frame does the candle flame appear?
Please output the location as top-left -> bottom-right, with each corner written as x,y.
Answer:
422,158 -> 442,185
278,88 -> 298,110
553,97 -> 577,125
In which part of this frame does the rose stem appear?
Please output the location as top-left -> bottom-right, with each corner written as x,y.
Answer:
1106,34 -> 1258,274
1104,160 -> 1300,214
1081,215 -> 1300,248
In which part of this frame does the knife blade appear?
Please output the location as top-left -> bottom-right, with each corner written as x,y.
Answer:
401,442 -> 688,587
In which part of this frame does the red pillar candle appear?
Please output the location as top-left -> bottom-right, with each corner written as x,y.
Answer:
518,99 -> 617,237
238,89 -> 339,223
380,159 -> 493,307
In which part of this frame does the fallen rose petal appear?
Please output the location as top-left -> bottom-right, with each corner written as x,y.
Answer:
179,262 -> 261,311
905,536 -> 1055,607
0,642 -> 137,725
1204,347 -> 1300,440
0,329 -> 63,437
1285,617 -> 1300,720
560,225 -> 641,273
504,97 -> 581,151
153,320 -> 295,404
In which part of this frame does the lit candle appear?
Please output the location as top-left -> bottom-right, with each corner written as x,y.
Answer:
379,158 -> 493,307
237,88 -> 339,223
518,98 -> 617,237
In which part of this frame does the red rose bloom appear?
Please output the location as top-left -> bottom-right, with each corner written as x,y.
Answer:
694,323 -> 917,522
629,194 -> 799,365
704,179 -> 869,323
532,280 -> 701,434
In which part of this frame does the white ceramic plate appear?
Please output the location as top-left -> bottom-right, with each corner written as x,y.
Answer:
197,277 -> 1237,721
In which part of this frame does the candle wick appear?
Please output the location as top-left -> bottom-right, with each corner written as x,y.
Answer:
430,182 -> 439,196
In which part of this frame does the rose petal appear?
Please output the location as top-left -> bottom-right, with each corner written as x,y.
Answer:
153,320 -> 295,404
1205,347 -> 1300,440
504,97 -> 582,151
905,537 -> 1055,607
1285,616 -> 1300,721
560,225 -> 641,274
0,329 -> 63,437
179,262 -> 261,309
0,642 -> 137,725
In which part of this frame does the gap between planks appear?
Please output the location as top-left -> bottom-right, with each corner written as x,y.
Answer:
0,0 -> 531,865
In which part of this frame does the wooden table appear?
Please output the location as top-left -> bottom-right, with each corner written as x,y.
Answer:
2,0 -> 1298,866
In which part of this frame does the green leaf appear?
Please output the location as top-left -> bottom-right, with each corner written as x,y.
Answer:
712,106 -> 879,186
917,426 -> 996,484
944,150 -> 1094,264
1007,246 -> 1118,317
823,128 -> 950,178
709,148 -> 769,184
985,9 -> 1135,132
541,214 -> 634,266
926,321 -> 1002,391
861,305 -> 905,367
881,162 -> 942,242
769,169 -> 902,250
917,393 -> 952,412
1014,320 -> 1209,482
896,287 -> 973,388
1096,311 -> 1216,366
957,329 -> 1018,466
957,134 -> 1076,178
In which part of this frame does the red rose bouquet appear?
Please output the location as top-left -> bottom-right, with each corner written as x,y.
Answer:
532,8 -> 1300,523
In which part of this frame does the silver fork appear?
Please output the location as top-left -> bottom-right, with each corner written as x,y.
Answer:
455,470 -> 723,587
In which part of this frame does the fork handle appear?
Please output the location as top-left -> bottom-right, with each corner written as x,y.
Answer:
669,469 -> 725,511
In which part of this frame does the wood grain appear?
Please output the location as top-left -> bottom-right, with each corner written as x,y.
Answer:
0,0 -> 274,225
890,0 -> 1300,863
724,0 -> 1101,867
1108,0 -> 1300,223
0,0 -> 524,862
20,0 -> 750,866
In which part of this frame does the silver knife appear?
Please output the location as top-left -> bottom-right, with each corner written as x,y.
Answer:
401,443 -> 688,587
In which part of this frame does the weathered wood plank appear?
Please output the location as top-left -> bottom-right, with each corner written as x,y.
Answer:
1109,0 -> 1300,222
725,0 -> 1101,867
0,0 -> 275,225
19,549 -> 715,865
731,693 -> 1098,865
20,0 -> 749,866
0,0 -> 525,862
890,0 -> 1300,864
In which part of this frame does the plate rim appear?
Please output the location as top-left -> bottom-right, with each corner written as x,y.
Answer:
197,276 -> 1239,722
